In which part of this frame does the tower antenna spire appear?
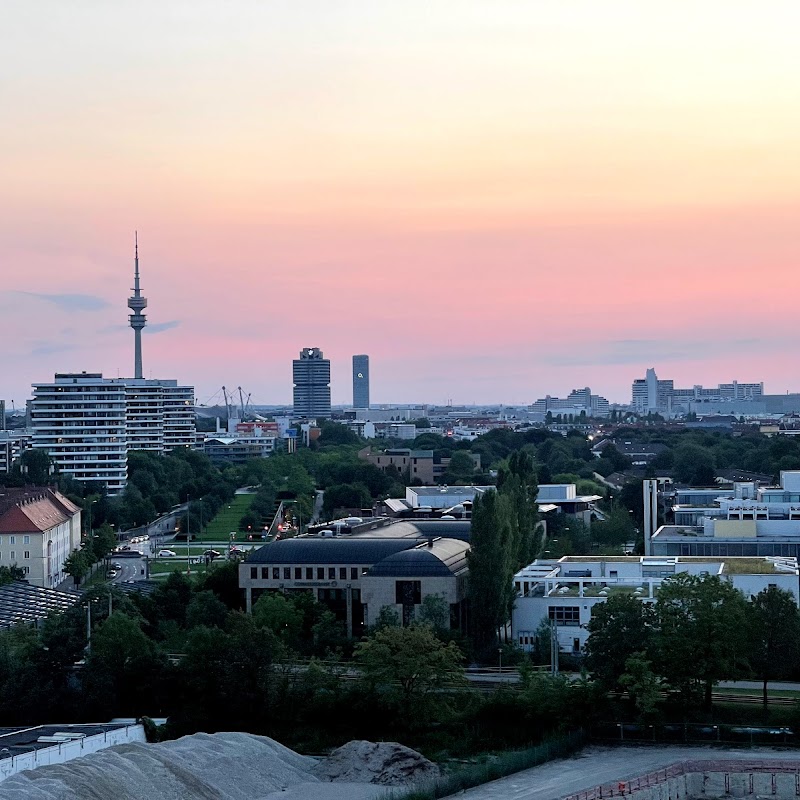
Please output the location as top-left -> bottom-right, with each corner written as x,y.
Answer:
128,232 -> 147,379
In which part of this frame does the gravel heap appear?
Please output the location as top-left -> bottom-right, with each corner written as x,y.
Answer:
0,732 -> 431,800
312,740 -> 441,786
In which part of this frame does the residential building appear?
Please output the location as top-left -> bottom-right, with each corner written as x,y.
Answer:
352,354 -> 370,409
360,448 -> 481,486
30,373 -> 195,495
292,347 -> 331,419
0,430 -> 31,474
0,487 -> 82,588
202,434 -> 278,465
512,554 -> 799,654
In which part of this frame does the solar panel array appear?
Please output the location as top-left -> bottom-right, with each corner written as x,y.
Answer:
0,581 -> 80,628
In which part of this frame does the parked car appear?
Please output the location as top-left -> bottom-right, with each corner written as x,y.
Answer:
158,549 -> 177,557
203,549 -> 222,559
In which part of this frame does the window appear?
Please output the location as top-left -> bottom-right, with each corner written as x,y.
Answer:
23,536 -> 30,545
284,567 -> 291,580
339,567 -> 347,580
9,536 -> 14,545
361,567 -> 368,576
22,567 -> 29,575
23,551 -> 30,560
395,580 -> 422,605
306,567 -> 313,579
294,567 -> 302,580
328,567 -> 336,580
10,551 -> 15,561
250,567 -> 257,579
317,567 -> 325,580
272,567 -> 280,579
548,606 -> 580,626
350,567 -> 358,580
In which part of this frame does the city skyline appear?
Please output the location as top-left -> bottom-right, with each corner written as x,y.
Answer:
4,2 -> 800,405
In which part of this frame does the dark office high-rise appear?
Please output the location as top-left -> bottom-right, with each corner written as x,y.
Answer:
352,354 -> 370,409
293,347 -> 332,418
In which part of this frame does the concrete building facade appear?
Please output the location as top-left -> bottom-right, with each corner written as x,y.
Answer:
30,373 -> 195,495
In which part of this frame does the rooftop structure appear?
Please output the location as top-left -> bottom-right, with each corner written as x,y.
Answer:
0,581 -> 80,628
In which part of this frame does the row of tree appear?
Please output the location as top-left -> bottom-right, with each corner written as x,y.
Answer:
584,574 -> 800,714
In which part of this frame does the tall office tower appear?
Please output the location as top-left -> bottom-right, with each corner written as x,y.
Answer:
352,354 -> 370,409
127,232 -> 147,379
293,347 -> 332,418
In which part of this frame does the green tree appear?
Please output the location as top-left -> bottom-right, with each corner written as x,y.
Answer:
63,549 -> 90,587
0,565 -> 26,585
19,448 -> 53,485
186,590 -> 229,629
416,593 -> 450,631
619,652 -> 662,722
656,573 -> 749,709
674,444 -> 716,486
442,451 -> 476,484
467,490 -> 516,655
585,593 -> 656,691
370,605 -> 401,631
355,624 -> 465,720
90,523 -> 117,562
253,593 -> 304,646
747,586 -> 800,709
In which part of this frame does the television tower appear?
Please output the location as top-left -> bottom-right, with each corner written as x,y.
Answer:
128,232 -> 147,379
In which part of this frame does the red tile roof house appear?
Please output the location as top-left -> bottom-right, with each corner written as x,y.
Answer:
0,489 -> 82,588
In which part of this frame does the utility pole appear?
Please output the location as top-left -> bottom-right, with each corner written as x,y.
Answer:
550,619 -> 559,676
186,496 -> 191,576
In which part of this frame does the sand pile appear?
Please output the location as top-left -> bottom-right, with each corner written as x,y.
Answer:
312,740 -> 441,786
0,732 -> 391,800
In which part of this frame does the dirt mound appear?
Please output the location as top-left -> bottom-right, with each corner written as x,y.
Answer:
312,740 -> 441,786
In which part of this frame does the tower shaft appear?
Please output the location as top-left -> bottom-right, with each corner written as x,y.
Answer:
127,232 -> 148,379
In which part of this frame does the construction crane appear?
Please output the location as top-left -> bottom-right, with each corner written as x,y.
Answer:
237,387 -> 253,420
221,386 -> 232,423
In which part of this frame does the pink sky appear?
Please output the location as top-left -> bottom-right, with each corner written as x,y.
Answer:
2,2 -> 800,406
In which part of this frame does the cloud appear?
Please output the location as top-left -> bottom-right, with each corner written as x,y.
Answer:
17,292 -> 111,311
29,341 -> 77,356
146,320 -> 180,334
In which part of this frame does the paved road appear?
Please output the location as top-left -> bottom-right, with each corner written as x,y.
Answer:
456,746 -> 800,800
719,680 -> 800,691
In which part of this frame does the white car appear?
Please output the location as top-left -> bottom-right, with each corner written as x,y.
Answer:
158,549 -> 177,557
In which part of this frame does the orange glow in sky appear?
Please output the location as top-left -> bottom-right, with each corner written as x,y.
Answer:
2,2 -> 800,404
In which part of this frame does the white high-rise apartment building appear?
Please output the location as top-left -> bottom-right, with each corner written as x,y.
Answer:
31,373 -> 194,495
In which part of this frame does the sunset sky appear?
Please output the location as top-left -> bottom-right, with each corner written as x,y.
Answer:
2,1 -> 800,407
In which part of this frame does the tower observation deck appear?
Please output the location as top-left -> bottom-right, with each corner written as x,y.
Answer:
128,232 -> 147,380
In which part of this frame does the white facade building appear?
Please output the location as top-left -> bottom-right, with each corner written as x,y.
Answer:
512,555 -> 799,654
0,488 -> 82,588
30,373 -> 194,495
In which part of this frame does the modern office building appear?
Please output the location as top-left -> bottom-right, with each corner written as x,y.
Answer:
30,374 -> 195,494
512,554 -> 799,654
352,354 -> 370,409
530,387 -> 610,418
292,347 -> 331,418
631,369 -> 764,415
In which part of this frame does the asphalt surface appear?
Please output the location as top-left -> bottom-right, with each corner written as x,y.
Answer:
456,746 -> 800,800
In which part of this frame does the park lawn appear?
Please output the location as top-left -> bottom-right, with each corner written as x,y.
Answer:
199,493 -> 256,542
149,561 -> 211,577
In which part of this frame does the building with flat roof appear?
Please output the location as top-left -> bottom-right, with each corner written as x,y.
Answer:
293,347 -> 331,419
512,554 -> 799,654
30,373 -> 194,494
352,354 -> 370,410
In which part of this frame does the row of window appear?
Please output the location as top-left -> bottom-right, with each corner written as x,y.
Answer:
0,551 -> 32,560
0,536 -> 31,545
249,565 -> 368,582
